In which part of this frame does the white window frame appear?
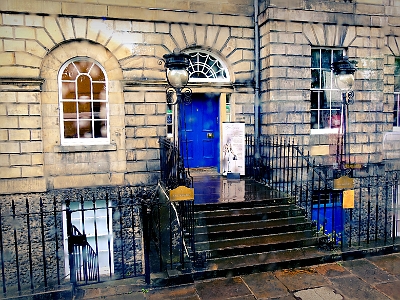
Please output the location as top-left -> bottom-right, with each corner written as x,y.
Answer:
394,57 -> 400,132
58,57 -> 110,146
310,48 -> 345,135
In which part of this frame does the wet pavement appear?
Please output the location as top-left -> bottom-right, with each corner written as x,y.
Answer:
76,253 -> 400,299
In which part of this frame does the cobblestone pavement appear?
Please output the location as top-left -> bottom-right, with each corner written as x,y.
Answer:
76,253 -> 400,300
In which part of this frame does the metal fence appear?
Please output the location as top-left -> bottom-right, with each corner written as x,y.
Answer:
156,138 -> 197,273
0,186 -> 155,298
245,134 -> 400,251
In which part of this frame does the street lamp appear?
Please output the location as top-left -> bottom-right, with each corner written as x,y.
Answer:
162,49 -> 193,188
163,49 -> 192,105
331,56 -> 357,177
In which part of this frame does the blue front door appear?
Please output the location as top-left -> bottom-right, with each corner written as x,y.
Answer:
179,93 -> 219,168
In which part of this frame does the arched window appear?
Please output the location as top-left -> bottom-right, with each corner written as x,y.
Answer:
58,58 -> 109,145
186,51 -> 230,82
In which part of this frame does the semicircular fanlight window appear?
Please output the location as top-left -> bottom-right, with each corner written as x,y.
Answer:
187,51 -> 229,82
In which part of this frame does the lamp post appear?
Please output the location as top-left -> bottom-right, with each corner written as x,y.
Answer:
163,49 -> 192,106
163,49 -> 192,187
331,56 -> 357,177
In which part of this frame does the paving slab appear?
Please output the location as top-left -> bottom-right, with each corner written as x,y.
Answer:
374,281 -> 400,300
195,277 -> 253,300
341,258 -> 397,284
367,254 -> 400,276
146,284 -> 199,300
241,271 -> 290,299
294,287 -> 343,300
330,275 -> 390,300
273,267 -> 329,292
314,263 -> 350,277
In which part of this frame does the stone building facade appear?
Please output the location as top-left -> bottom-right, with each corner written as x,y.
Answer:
1,0 -> 400,196
0,0 -> 400,290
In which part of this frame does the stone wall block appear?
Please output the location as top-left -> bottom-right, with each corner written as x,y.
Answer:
44,17 -> 64,44
205,26 -> 219,49
195,25 -> 206,46
15,52 -> 42,68
73,18 -> 87,39
36,28 -> 55,50
21,165 -> 44,177
181,24 -> 196,47
0,166 -> 21,178
97,22 -> 115,47
0,26 -> 13,38
0,142 -> 19,154
3,14 -> 24,26
9,129 -> 30,141
302,23 -> 317,45
171,24 -> 187,50
57,17 -> 75,40
14,27 -> 35,40
4,39 -> 24,52
62,2 -> 107,18
21,141 -> 42,153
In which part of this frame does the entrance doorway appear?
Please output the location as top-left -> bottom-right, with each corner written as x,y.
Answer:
179,93 -> 219,168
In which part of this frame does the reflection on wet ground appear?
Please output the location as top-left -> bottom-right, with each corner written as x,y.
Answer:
190,168 -> 285,205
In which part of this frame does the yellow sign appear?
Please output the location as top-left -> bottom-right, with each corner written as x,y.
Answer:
343,189 -> 355,209
334,176 -> 354,190
170,186 -> 194,201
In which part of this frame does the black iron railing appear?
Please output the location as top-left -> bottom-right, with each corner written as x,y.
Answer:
159,137 -> 193,189
0,187 -> 154,297
246,134 -> 400,251
157,138 -> 196,272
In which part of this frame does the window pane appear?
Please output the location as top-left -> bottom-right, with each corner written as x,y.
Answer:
311,91 -> 320,109
79,120 -> 92,138
311,50 -> 320,68
94,121 -> 107,138
333,50 -> 342,65
311,110 -> 318,129
62,82 -> 76,99
90,64 -> 105,81
93,83 -> 106,100
75,61 -> 93,73
321,70 -> 332,89
321,49 -> 331,69
63,102 -> 77,119
64,121 -> 77,138
311,69 -> 320,89
395,75 -> 400,92
77,75 -> 91,98
62,63 -> 78,80
78,102 -> 92,119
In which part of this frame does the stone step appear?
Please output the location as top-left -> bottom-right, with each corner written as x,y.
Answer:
196,231 -> 318,259
195,207 -> 305,226
194,196 -> 293,212
166,246 -> 333,284
195,219 -> 311,242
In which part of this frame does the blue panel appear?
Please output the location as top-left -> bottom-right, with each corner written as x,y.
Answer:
180,94 -> 219,168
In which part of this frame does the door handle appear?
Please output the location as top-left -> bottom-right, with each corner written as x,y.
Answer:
207,133 -> 214,139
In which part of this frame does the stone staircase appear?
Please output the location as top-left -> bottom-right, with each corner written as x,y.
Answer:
192,196 -> 328,280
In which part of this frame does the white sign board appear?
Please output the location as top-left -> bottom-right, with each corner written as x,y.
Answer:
221,122 -> 245,175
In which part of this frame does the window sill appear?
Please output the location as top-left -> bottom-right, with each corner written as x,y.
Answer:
54,143 -> 117,153
310,128 -> 339,135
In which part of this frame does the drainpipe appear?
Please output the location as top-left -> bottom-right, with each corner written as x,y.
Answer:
254,0 -> 261,159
